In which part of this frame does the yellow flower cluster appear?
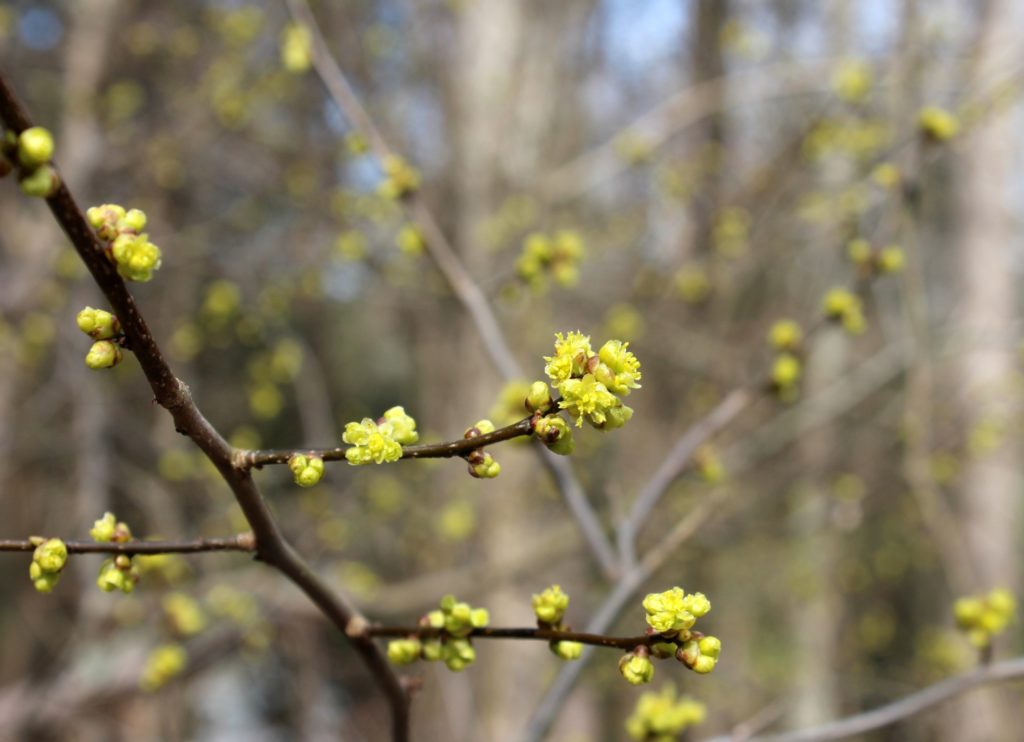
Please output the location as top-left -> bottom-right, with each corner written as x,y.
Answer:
387,594 -> 490,672
289,454 -> 325,487
3,126 -> 59,197
625,684 -> 706,742
77,306 -> 124,370
544,331 -> 641,430
643,587 -> 711,634
342,406 -> 418,465
532,585 -> 583,661
516,230 -> 585,290
91,512 -> 138,594
822,287 -> 865,335
954,588 -> 1016,649
87,204 -> 162,282
29,538 -> 67,593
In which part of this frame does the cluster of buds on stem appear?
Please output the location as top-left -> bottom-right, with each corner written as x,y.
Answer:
464,419 -> 500,478
616,586 -> 722,685
766,319 -> 804,402
77,306 -> 126,370
387,594 -> 490,672
516,230 -> 585,290
954,588 -> 1016,650
543,331 -> 641,431
533,584 -> 583,660
342,406 -> 418,465
86,204 -> 162,282
847,238 -> 905,279
91,512 -> 139,593
28,537 -> 68,593
1,126 -> 59,197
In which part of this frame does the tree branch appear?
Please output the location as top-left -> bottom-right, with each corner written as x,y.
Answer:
243,415 -> 536,468
703,656 -> 1024,742
365,625 -> 699,652
0,69 -> 410,742
0,535 -> 255,554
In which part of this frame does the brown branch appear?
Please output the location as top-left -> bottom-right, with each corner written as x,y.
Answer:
365,625 -> 691,651
0,70 -> 410,742
243,416 -> 536,468
0,535 -> 255,554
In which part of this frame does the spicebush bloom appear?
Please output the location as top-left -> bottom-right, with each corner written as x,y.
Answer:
343,418 -> 403,465
532,584 -> 570,624
382,406 -> 419,445
625,684 -> 706,741
643,587 -> 711,634
559,374 -> 624,428
544,331 -> 593,385
595,339 -> 642,395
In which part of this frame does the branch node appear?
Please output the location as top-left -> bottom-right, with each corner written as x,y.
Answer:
346,615 -> 370,638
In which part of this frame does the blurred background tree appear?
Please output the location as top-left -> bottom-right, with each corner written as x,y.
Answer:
1,0 -> 1023,740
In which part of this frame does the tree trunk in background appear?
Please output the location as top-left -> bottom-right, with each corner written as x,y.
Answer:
450,2 -> 593,740
949,1 -> 1021,739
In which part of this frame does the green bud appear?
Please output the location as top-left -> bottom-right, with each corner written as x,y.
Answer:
676,640 -> 700,668
469,453 -> 501,479
469,608 -> 489,628
19,165 -> 58,198
550,640 -> 583,660
32,571 -> 61,593
33,538 -> 68,574
698,635 -> 721,659
619,651 -> 655,685
650,642 -> 679,660
386,638 -> 422,665
85,340 -> 122,370
691,655 -> 717,674
97,558 -> 130,592
526,381 -> 553,412
443,638 -> 476,671
17,127 -> 54,168
76,307 -> 120,340
439,594 -> 457,612
532,584 -> 570,625
90,512 -> 117,542
421,639 -> 443,661
426,609 -> 445,628
534,415 -> 575,455
288,454 -> 324,487
122,208 -> 147,232
465,419 -> 496,437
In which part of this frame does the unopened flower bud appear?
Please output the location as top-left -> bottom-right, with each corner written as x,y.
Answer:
76,307 -> 120,340
526,381 -> 553,412
19,164 -> 58,198
33,538 -> 68,574
85,340 -> 122,369
387,638 -> 422,665
122,208 -> 147,232
534,415 -> 575,455
288,454 -> 324,487
17,127 -> 54,168
532,584 -> 570,625
550,640 -> 583,660
619,649 -> 655,685
468,453 -> 501,479
90,512 -> 117,542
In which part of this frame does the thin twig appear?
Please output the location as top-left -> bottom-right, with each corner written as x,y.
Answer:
244,416 -> 535,468
0,535 -> 255,554
700,656 -> 1024,742
366,625 -> 695,651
